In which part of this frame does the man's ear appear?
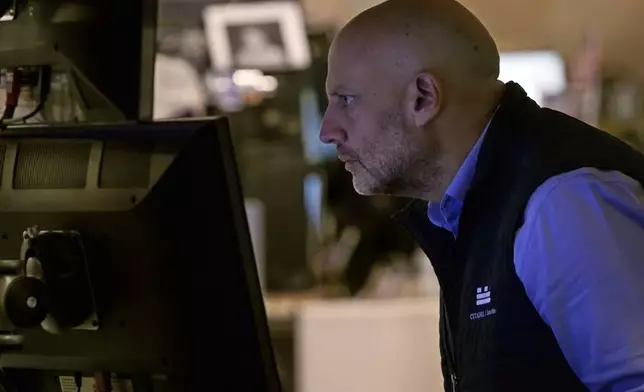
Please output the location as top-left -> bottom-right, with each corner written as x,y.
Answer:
405,73 -> 441,127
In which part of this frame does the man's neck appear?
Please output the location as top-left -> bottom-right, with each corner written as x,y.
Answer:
417,87 -> 503,203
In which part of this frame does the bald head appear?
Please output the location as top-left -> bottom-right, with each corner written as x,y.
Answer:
320,0 -> 504,201
334,0 -> 499,89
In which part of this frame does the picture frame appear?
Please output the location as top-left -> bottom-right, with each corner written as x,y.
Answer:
203,1 -> 311,72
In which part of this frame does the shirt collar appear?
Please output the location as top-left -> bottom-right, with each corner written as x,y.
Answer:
445,127 -> 488,203
427,112 -> 496,232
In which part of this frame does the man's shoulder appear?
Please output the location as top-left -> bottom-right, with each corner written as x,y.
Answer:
514,167 -> 644,264
523,168 -> 642,218
512,169 -> 644,392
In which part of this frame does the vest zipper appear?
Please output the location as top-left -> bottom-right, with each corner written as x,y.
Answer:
450,373 -> 459,392
443,300 -> 459,391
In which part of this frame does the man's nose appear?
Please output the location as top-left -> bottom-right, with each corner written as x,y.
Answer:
319,110 -> 346,145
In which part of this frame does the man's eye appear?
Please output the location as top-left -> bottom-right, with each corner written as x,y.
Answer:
341,95 -> 355,105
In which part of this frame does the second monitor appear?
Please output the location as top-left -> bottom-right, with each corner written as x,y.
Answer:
0,118 -> 280,391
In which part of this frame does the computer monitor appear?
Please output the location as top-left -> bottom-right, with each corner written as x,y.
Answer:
0,118 -> 281,391
0,0 -> 157,121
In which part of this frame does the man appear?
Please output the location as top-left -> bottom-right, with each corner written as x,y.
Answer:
319,0 -> 644,391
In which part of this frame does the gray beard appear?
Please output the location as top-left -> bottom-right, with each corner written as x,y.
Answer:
379,134 -> 443,197
359,107 -> 444,197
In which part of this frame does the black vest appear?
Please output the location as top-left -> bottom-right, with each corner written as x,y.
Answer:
395,83 -> 644,392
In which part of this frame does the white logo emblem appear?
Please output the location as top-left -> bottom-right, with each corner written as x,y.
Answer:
476,286 -> 491,306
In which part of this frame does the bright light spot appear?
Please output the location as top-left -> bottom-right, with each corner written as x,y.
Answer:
233,69 -> 264,87
232,70 -> 279,93
499,51 -> 566,106
258,76 -> 279,92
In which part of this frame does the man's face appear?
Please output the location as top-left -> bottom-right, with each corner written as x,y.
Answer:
320,38 -> 440,196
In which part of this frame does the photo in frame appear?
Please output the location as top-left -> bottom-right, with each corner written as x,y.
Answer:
203,1 -> 311,72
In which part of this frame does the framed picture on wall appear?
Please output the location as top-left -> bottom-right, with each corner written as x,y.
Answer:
203,1 -> 311,72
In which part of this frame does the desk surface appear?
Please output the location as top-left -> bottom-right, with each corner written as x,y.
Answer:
265,292 -> 322,321
265,293 -> 440,321
293,296 -> 442,392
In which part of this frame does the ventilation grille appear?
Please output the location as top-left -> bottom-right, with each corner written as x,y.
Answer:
14,141 -> 91,189
0,143 -> 5,187
99,141 -> 152,189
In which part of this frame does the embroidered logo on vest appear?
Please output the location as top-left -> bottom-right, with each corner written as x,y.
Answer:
476,286 -> 491,306
470,286 -> 497,320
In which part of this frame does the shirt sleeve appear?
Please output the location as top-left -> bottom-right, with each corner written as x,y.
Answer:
514,168 -> 644,392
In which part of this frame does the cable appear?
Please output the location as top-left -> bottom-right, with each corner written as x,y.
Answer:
0,65 -> 51,128
1,68 -> 22,121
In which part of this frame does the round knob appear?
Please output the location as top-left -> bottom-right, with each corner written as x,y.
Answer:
4,277 -> 49,329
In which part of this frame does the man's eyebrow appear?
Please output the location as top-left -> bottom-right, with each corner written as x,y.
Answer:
327,87 -> 353,97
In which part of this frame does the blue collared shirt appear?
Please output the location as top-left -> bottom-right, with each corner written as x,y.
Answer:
427,126 -> 488,237
428,132 -> 644,392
